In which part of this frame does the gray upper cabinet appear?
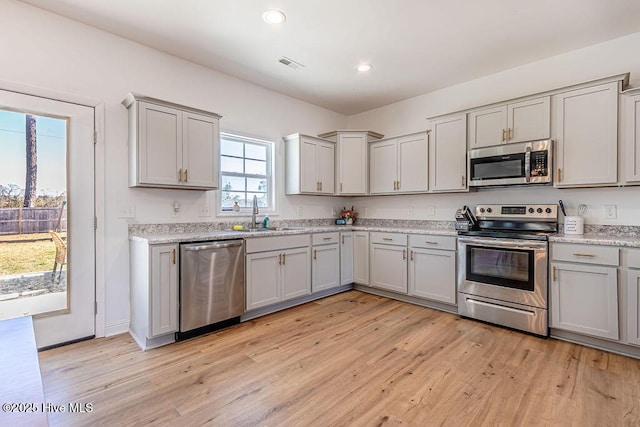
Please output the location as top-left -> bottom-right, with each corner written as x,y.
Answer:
319,130 -> 383,195
428,114 -> 467,192
553,82 -> 619,187
369,132 -> 428,195
624,88 -> 640,184
123,93 -> 221,190
468,96 -> 550,148
284,133 -> 335,195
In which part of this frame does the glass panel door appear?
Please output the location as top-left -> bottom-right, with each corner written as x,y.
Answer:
466,245 -> 534,291
0,89 -> 95,348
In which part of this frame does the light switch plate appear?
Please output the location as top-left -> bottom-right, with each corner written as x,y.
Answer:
198,206 -> 211,217
604,205 -> 617,219
119,205 -> 135,219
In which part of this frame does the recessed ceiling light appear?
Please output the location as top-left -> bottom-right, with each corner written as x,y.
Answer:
263,10 -> 286,24
357,63 -> 373,72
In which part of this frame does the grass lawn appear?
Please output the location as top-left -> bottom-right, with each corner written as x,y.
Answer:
0,233 -> 65,276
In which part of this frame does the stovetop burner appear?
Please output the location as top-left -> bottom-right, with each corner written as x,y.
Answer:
456,204 -> 558,240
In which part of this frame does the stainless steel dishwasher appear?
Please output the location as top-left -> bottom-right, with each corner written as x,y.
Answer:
177,240 -> 244,340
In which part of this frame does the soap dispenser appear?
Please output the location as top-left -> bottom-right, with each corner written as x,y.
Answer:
262,215 -> 270,229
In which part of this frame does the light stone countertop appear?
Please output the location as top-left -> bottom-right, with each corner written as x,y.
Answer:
130,225 -> 457,245
549,233 -> 640,248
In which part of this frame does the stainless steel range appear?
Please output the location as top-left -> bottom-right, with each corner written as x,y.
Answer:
457,204 -> 558,336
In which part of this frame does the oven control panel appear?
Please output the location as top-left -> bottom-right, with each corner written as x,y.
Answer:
475,204 -> 557,220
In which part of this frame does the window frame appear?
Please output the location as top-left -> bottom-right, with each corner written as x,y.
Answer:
217,132 -> 276,216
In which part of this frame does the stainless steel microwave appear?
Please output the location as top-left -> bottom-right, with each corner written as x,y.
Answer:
468,140 -> 552,187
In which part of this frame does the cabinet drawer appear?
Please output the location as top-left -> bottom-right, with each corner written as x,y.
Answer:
246,234 -> 310,254
312,232 -> 340,246
552,243 -> 619,266
370,232 -> 407,246
408,234 -> 456,251
627,249 -> 640,269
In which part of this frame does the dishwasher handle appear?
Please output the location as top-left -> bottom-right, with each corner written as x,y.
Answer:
183,240 -> 243,251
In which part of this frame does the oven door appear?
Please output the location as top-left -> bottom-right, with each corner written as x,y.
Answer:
457,236 -> 548,308
468,152 -> 527,186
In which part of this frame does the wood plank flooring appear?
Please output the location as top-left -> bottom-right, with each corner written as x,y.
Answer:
38,291 -> 640,426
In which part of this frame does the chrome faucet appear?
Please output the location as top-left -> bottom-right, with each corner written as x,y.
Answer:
251,194 -> 259,229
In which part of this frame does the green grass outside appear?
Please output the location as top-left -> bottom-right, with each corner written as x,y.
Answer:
0,233 -> 64,276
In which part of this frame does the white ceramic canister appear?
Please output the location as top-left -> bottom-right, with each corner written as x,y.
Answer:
564,216 -> 584,235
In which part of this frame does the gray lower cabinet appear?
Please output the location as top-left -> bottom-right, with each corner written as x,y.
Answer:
246,247 -> 311,310
370,233 -> 408,293
340,232 -> 354,285
129,241 -> 179,350
311,232 -> 340,292
408,235 -> 456,304
245,234 -> 311,311
627,269 -> 640,346
353,231 -> 370,285
550,243 -> 620,341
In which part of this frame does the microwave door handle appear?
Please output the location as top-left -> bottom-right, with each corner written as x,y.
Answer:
524,147 -> 531,183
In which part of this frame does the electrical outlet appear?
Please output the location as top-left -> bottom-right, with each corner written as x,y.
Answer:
426,206 -> 435,217
119,205 -> 135,219
364,207 -> 368,216
297,206 -> 302,217
198,206 -> 211,217
408,206 -> 414,216
331,208 -> 336,216
604,205 -> 617,219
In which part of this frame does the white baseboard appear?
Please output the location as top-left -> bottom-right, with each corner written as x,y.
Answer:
105,319 -> 129,337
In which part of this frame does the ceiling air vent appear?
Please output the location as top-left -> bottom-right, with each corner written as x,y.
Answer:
278,56 -> 304,70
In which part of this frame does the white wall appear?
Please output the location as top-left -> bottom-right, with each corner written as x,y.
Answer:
348,32 -> 640,225
0,0 -> 346,331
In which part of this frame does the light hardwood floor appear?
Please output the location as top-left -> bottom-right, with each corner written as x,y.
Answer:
39,290 -> 640,426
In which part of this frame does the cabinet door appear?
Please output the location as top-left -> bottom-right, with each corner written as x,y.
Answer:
398,133 -> 428,193
246,251 -> 281,310
338,133 -> 367,195
340,232 -> 354,285
627,270 -> 640,346
468,105 -> 507,148
353,232 -> 370,285
554,82 -> 618,187
625,94 -> 640,183
318,141 -> 335,194
370,244 -> 407,293
150,244 -> 178,337
138,102 -> 181,186
300,137 -> 319,193
408,247 -> 456,304
312,244 -> 340,292
282,247 -> 311,300
429,115 -> 467,192
369,139 -> 397,194
507,97 -> 550,143
550,262 -> 619,340
182,112 -> 219,188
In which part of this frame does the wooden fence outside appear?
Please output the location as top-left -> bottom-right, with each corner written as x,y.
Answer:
0,208 -> 67,235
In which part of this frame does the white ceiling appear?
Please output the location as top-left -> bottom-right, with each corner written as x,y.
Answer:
19,0 -> 640,115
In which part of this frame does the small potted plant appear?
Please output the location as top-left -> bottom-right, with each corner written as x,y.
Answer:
340,206 -> 357,225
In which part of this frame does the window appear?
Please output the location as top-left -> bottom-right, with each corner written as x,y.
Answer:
219,132 -> 274,213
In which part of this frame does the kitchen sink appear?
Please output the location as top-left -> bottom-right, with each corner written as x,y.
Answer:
232,227 -> 304,232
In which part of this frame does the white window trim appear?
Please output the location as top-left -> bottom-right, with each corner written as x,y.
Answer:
217,132 -> 277,217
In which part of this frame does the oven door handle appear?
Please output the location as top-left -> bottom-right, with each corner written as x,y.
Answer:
457,237 -> 546,250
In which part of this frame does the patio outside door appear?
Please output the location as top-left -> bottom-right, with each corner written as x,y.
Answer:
0,89 -> 95,348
